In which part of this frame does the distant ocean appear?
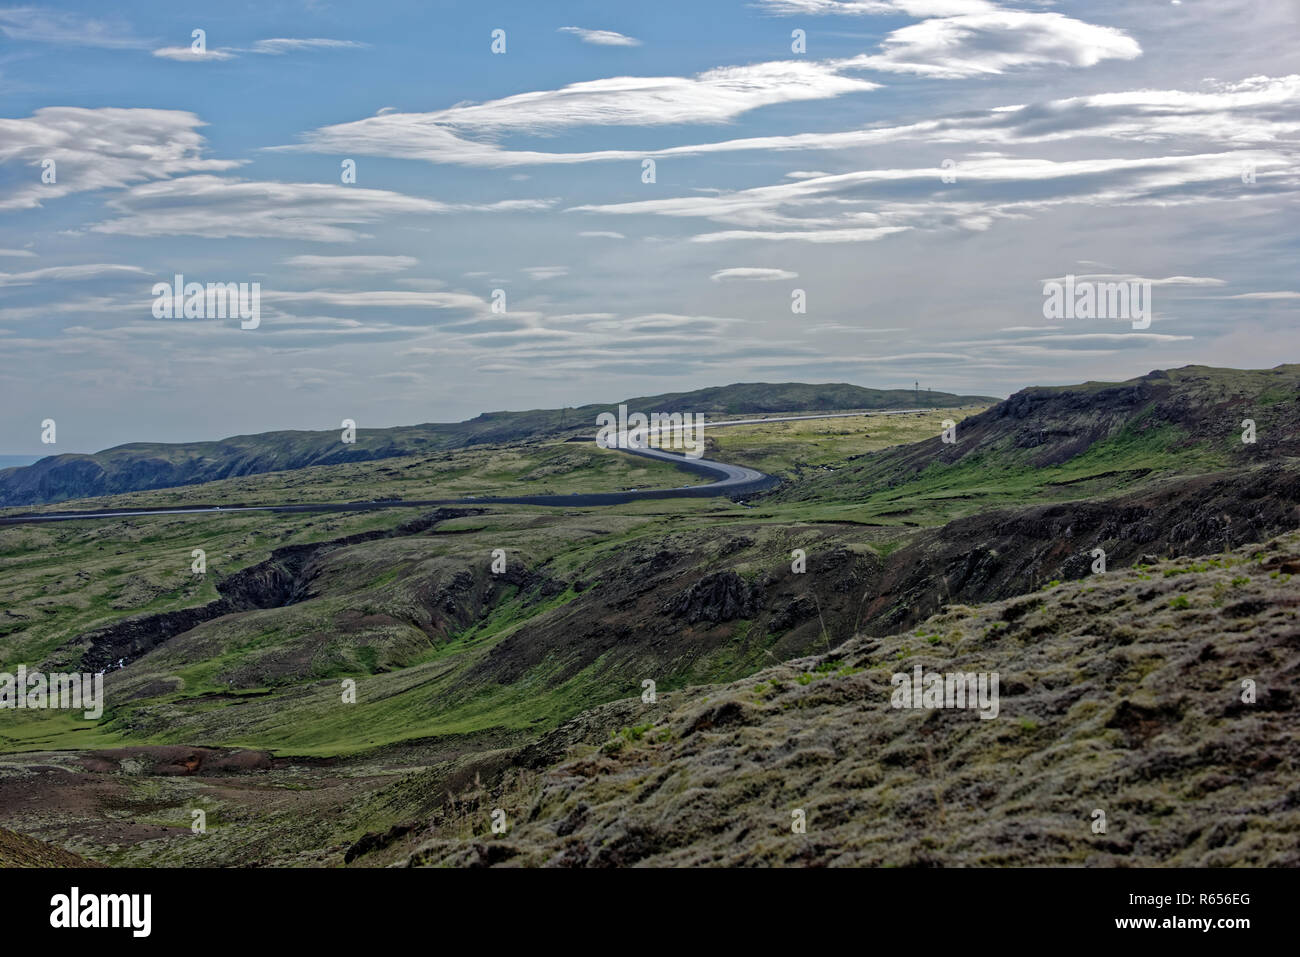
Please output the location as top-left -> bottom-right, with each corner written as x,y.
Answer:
0,454 -> 44,469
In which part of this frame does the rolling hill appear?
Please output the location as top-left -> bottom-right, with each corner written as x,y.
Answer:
1,364 -> 1296,867
0,382 -> 996,507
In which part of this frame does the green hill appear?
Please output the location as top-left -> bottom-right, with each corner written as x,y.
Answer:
0,382 -> 996,507
773,364 -> 1300,522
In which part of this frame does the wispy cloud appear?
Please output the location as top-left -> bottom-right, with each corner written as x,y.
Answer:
280,60 -> 879,166
0,263 -> 148,287
251,37 -> 369,54
0,107 -> 241,211
261,289 -> 490,314
1219,291 -> 1300,300
1039,274 -> 1226,287
152,36 -> 366,62
558,26 -> 641,47
570,152 -> 1298,243
280,69 -> 1300,171
152,46 -> 238,62
523,266 -> 570,280
90,176 -> 555,242
282,255 -> 418,275
711,267 -> 799,281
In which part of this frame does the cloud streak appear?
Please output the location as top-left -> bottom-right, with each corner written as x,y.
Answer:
558,27 -> 641,47
89,176 -> 556,242
279,60 -> 879,166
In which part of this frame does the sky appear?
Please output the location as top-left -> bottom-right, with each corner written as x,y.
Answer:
1,0 -> 1297,453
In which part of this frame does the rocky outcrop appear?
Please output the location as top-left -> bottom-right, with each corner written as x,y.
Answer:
663,570 -> 763,624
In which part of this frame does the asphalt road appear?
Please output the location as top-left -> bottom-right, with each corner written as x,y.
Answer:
0,409 -> 929,525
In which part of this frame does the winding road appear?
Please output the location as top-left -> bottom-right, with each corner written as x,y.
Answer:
0,410 -> 928,525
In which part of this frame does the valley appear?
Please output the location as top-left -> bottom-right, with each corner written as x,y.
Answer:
0,366 -> 1296,867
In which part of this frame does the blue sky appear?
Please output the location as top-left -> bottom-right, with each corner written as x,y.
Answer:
1,0 -> 1298,452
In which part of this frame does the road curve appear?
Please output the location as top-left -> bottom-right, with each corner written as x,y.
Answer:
0,410 -> 927,525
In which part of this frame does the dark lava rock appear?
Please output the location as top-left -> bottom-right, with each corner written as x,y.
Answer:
664,570 -> 762,625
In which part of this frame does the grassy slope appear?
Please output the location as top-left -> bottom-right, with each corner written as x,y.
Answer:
0,826 -> 102,867
773,364 -> 1300,525
0,441 -> 695,663
2,365 -> 1295,773
0,366 -> 1296,866
392,532 -> 1300,867
0,412 -> 965,757
1,439 -> 697,514
704,406 -> 987,478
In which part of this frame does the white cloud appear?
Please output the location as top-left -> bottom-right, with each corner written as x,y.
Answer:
1220,291 -> 1300,300
571,152 -> 1298,243
523,266 -> 569,280
281,60 -> 879,166
695,226 -> 911,243
579,230 -> 625,239
0,263 -> 148,287
835,10 -> 1141,78
369,61 -> 875,132
558,27 -> 641,47
583,313 -> 743,335
0,248 -> 36,258
1040,274 -> 1226,287
152,46 -> 238,62
550,313 -> 617,322
993,333 -> 1195,343
0,107 -> 242,211
282,255 -> 419,275
251,38 -> 368,54
697,75 -> 1300,157
278,68 -> 1300,171
762,1 -> 1140,77
710,267 -> 799,281
260,288 -> 491,314
90,176 -> 555,242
